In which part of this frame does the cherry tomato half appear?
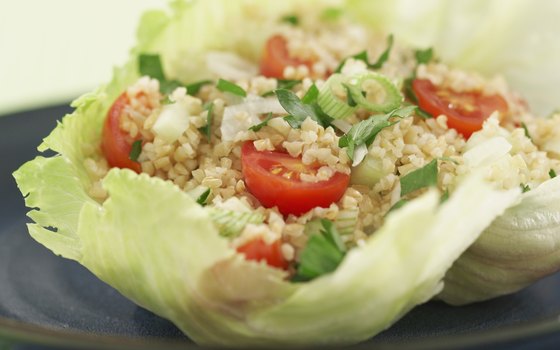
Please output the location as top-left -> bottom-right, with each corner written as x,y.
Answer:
260,35 -> 312,79
412,79 -> 508,138
241,141 -> 349,216
101,93 -> 142,173
236,238 -> 288,270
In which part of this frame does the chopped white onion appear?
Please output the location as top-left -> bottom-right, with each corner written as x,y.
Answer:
152,103 -> 190,143
463,137 -> 512,168
205,51 -> 258,81
215,197 -> 252,213
331,119 -> 352,133
220,97 -> 287,142
352,144 -> 369,167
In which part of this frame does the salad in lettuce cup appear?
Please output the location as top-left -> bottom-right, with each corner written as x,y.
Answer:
13,0 -> 560,346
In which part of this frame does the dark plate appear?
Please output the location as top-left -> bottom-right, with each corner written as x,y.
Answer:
1,105 -> 560,350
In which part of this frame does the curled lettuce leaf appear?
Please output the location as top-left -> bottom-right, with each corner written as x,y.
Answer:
14,75 -> 520,345
11,0 -> 557,346
440,176 -> 560,305
348,0 -> 560,115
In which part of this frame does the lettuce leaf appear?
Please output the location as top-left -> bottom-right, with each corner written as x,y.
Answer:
440,176 -> 560,305
347,0 -> 560,115
11,0 -> 555,346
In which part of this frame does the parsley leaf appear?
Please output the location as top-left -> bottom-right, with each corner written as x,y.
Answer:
440,189 -> 450,203
301,84 -> 320,104
160,80 -> 185,95
550,169 -> 557,178
400,158 -> 438,197
249,113 -> 273,132
262,80 -> 301,97
521,183 -> 531,193
217,79 -> 247,97
521,122 -> 532,141
196,188 -> 211,206
388,198 -> 408,213
403,78 -> 433,118
138,54 -> 166,81
138,54 -> 182,94
198,102 -> 214,141
129,140 -> 142,162
339,106 -> 416,160
185,80 -> 213,95
275,88 -> 331,128
292,219 -> 346,282
138,54 -> 212,95
334,34 -> 394,73
281,14 -> 299,25
403,47 -> 436,118
369,34 -> 394,69
414,47 -> 434,64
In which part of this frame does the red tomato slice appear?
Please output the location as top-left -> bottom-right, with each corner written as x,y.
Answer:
101,93 -> 142,173
260,35 -> 312,79
412,79 -> 508,138
236,238 -> 288,269
241,141 -> 349,216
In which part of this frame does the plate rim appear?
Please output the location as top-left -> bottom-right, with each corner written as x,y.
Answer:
1,310 -> 560,349
2,104 -> 560,349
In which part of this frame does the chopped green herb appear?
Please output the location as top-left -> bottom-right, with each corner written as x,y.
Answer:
278,79 -> 302,90
403,77 -> 418,103
388,198 -> 408,213
129,140 -> 142,162
339,106 -> 416,160
403,79 -> 432,118
196,188 -> 211,206
138,54 -> 166,81
217,79 -> 247,97
321,7 -> 343,21
521,122 -> 532,141
334,34 -> 394,73
199,102 -> 214,141
292,219 -> 346,282
249,113 -> 273,132
185,80 -> 213,95
416,108 -> 433,119
369,34 -> 394,69
275,88 -> 330,128
440,189 -> 450,204
301,84 -> 320,104
262,80 -> 302,97
550,169 -> 557,178
160,95 -> 174,105
138,53 -> 202,95
521,183 -> 531,193
159,80 -> 183,95
414,47 -> 434,64
400,158 -> 438,197
281,14 -> 299,25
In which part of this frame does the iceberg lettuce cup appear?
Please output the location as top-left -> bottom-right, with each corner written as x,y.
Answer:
13,0 -> 560,346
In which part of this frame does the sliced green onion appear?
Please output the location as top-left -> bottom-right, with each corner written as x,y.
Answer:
129,140 -> 142,162
317,74 -> 357,119
335,207 -> 358,235
345,72 -> 403,113
207,208 -> 265,237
